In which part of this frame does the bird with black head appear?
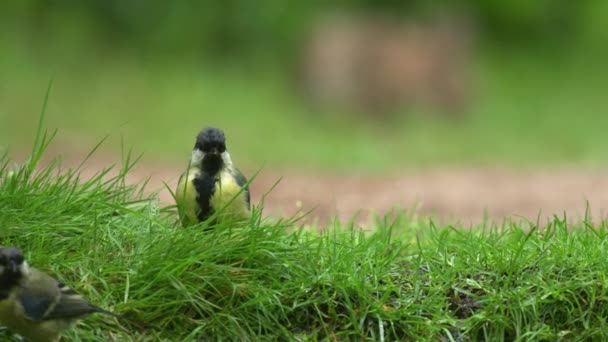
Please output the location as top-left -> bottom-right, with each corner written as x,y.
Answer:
0,247 -> 119,342
176,127 -> 251,226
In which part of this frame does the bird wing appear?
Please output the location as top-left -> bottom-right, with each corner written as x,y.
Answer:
40,281 -> 101,320
18,271 -> 98,321
16,270 -> 61,321
233,168 -> 251,209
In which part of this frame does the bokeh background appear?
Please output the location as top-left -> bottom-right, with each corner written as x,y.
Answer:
1,1 -> 608,223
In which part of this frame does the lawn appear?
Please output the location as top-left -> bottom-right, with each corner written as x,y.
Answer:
2,117 -> 608,340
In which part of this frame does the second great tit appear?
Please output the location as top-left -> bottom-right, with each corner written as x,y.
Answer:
0,247 -> 119,342
176,127 -> 251,226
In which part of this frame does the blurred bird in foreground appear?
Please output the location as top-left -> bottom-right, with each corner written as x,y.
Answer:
176,127 -> 251,226
0,247 -> 119,342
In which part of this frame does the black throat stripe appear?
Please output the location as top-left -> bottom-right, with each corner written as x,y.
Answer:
193,173 -> 217,222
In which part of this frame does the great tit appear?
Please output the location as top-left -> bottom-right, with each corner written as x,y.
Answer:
0,247 -> 118,342
176,127 -> 251,226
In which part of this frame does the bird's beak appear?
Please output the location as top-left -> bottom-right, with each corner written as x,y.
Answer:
9,260 -> 18,273
209,147 -> 220,155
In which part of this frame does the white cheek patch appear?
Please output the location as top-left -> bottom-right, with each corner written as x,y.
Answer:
191,149 -> 205,166
221,151 -> 233,168
19,261 -> 30,276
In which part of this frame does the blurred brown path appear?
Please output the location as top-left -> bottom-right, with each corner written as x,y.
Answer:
17,151 -> 608,225
129,163 -> 608,226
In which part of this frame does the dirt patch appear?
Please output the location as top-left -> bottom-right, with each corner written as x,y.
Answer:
96,166 -> 608,225
247,167 -> 608,225
14,151 -> 608,226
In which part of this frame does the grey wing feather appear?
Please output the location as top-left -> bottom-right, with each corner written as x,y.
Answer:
18,294 -> 56,321
42,295 -> 99,320
41,281 -> 101,320
19,276 -> 100,321
234,168 -> 251,209
17,270 -> 61,321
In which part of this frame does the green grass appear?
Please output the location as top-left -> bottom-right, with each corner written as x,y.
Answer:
3,101 -> 608,340
1,47 -> 608,171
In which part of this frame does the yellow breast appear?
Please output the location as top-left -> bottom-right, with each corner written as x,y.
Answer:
210,170 -> 250,221
176,168 -> 201,226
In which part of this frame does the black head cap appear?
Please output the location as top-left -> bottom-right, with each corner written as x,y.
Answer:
195,127 -> 226,154
0,247 -> 25,273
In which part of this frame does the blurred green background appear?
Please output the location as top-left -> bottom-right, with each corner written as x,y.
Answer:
1,1 -> 607,171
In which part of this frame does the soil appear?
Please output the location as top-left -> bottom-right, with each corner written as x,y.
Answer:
246,167 -> 608,226
54,155 -> 608,226
14,149 -> 608,226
